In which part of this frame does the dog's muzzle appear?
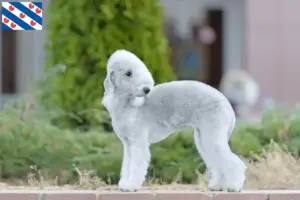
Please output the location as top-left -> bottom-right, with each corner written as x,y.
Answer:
135,85 -> 152,97
143,87 -> 151,95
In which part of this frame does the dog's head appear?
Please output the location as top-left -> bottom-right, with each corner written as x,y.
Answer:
103,50 -> 155,100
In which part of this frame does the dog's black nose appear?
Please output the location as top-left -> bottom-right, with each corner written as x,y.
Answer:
143,87 -> 151,94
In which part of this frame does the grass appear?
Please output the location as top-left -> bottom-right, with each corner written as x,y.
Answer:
246,141 -> 300,190
0,141 -> 298,191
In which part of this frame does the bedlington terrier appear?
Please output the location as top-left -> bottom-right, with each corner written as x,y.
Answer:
102,49 -> 246,192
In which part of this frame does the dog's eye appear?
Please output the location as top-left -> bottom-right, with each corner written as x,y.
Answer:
125,71 -> 132,77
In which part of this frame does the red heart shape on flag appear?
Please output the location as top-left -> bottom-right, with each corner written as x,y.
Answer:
30,20 -> 36,26
35,8 -> 41,14
9,5 -> 14,11
20,13 -> 25,18
11,22 -> 16,28
4,18 -> 9,23
29,3 -> 34,9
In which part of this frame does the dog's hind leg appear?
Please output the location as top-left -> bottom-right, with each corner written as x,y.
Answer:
200,125 -> 246,192
194,128 -> 223,191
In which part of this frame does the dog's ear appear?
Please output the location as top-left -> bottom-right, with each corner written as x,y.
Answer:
104,71 -> 116,95
109,71 -> 116,88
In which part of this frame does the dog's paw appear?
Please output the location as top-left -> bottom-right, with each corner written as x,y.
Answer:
208,186 -> 223,192
223,176 -> 245,193
118,185 -> 139,192
118,179 -> 126,188
227,187 -> 242,192
119,188 -> 138,192
208,179 -> 223,191
118,182 -> 141,192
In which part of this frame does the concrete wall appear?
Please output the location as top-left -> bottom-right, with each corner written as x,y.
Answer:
245,0 -> 300,106
15,0 -> 49,93
0,190 -> 297,200
15,31 -> 46,93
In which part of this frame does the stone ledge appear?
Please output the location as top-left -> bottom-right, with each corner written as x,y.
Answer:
0,190 -> 299,200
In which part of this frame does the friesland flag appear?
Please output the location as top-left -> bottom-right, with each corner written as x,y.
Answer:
1,2 -> 42,30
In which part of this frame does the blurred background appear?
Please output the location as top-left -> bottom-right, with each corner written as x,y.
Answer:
0,0 -> 300,189
2,0 -> 300,113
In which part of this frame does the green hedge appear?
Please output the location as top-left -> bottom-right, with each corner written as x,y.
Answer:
1,100 -> 300,184
230,107 -> 300,157
38,0 -> 176,129
0,101 -> 200,184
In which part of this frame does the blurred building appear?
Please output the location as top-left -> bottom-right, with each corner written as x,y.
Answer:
1,0 -> 300,107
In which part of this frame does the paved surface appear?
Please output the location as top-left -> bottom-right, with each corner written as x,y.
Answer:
0,190 -> 299,200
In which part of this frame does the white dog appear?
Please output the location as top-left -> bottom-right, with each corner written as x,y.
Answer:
102,50 -> 246,192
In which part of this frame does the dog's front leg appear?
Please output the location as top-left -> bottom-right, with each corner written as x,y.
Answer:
119,134 -> 150,192
118,138 -> 130,188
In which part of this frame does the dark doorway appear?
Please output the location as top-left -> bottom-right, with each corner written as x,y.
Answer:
207,9 -> 223,89
2,31 -> 17,94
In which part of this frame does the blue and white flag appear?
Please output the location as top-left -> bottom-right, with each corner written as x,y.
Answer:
2,2 -> 42,31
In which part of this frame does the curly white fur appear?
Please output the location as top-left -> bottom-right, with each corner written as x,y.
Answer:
102,49 -> 246,192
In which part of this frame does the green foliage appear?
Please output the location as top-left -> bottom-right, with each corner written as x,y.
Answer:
150,131 -> 204,183
230,129 -> 263,157
231,107 -> 300,157
38,0 -> 176,129
2,99 -> 300,184
0,102 -> 200,184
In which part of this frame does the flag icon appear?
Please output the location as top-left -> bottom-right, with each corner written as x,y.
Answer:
1,2 -> 42,31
